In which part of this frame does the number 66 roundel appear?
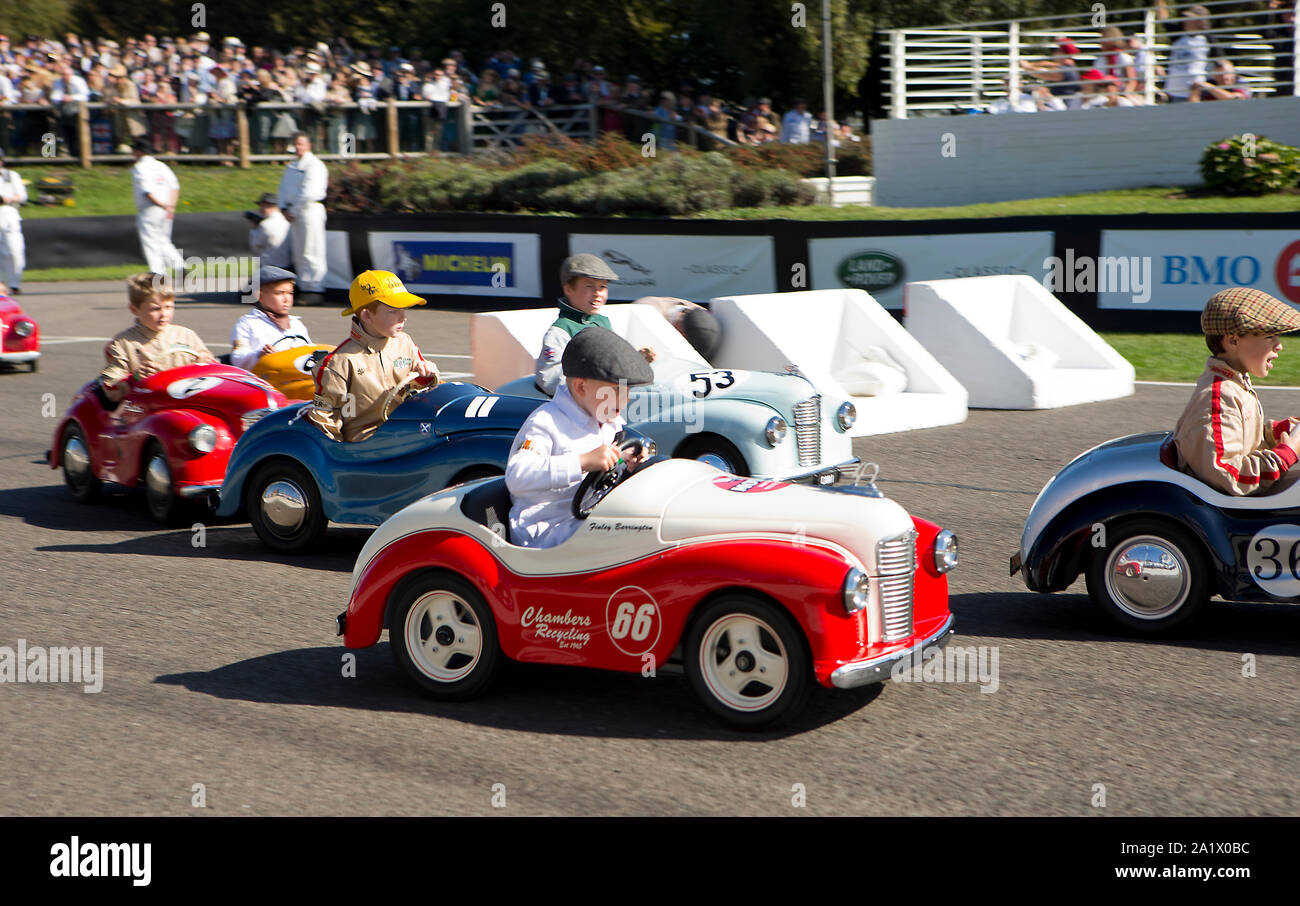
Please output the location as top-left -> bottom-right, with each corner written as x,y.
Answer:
1246,524 -> 1300,596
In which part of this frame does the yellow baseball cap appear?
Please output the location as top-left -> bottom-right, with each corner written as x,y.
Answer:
342,270 -> 427,317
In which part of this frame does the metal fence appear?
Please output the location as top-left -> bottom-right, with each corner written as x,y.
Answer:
883,0 -> 1299,117
0,99 -> 610,166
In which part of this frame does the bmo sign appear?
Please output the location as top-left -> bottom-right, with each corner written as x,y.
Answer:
1099,230 -> 1300,310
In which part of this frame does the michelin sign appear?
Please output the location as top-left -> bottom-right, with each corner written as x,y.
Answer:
367,231 -> 542,297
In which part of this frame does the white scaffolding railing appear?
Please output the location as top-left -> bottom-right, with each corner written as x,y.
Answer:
883,0 -> 1299,117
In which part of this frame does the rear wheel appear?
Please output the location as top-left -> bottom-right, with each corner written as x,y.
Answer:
684,594 -> 810,729
389,572 -> 500,700
60,424 -> 101,503
246,460 -> 328,554
676,435 -> 749,476
1086,520 -> 1209,634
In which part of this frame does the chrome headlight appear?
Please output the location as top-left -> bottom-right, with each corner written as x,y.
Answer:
764,416 -> 788,446
841,567 -> 870,614
12,319 -> 34,338
837,401 -> 857,430
188,424 -> 218,454
241,407 -> 275,432
933,530 -> 959,574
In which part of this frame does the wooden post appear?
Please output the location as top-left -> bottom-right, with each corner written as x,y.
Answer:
457,102 -> 471,154
386,98 -> 399,158
78,102 -> 91,168
237,104 -> 251,168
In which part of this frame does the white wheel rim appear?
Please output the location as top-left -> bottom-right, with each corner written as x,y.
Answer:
403,591 -> 483,683
698,614 -> 789,712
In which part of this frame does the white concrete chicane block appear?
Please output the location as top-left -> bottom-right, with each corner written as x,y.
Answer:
470,303 -> 706,390
904,275 -> 1135,410
708,289 -> 968,436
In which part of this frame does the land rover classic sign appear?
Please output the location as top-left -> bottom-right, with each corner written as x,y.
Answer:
838,251 -> 904,293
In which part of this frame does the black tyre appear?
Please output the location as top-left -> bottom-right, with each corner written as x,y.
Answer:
388,572 -> 501,700
1086,519 -> 1210,634
676,434 -> 749,476
246,459 -> 328,554
684,594 -> 810,729
60,423 -> 101,503
143,440 -> 186,523
28,359 -> 38,373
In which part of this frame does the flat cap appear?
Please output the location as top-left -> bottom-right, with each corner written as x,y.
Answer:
562,327 -> 653,385
257,265 -> 296,286
1202,287 -> 1300,336
560,253 -> 618,284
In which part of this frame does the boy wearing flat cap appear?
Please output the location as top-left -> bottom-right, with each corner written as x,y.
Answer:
1174,287 -> 1300,495
306,270 -> 439,443
535,253 -> 654,395
507,327 -> 654,548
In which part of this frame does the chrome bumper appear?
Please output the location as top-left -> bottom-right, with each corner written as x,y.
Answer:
829,614 -> 956,689
0,351 -> 39,364
178,483 -> 222,499
781,458 -> 860,485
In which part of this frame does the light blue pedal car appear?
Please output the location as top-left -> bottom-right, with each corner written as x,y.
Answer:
497,355 -> 858,483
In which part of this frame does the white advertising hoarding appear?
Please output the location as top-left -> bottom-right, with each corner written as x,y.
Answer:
1099,230 -> 1300,310
367,231 -> 542,297
568,234 -> 775,300
810,232 -> 1054,309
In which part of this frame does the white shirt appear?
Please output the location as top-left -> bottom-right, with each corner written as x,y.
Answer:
506,384 -> 624,549
1165,34 -> 1210,97
131,155 -> 179,212
229,307 -> 312,371
248,210 -> 291,268
422,74 -> 451,102
0,167 -> 25,224
50,74 -> 90,103
780,109 -> 812,143
277,151 -> 329,214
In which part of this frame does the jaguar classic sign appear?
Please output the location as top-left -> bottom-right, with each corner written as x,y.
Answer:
568,234 -> 776,300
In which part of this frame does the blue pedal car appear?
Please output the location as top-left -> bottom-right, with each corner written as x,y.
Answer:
1013,430 -> 1300,633
216,381 -> 542,552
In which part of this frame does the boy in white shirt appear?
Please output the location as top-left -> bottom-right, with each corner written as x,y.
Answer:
229,265 -> 313,370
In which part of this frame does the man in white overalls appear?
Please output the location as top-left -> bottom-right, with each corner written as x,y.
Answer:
0,153 -> 26,293
130,138 -> 185,277
277,132 -> 329,305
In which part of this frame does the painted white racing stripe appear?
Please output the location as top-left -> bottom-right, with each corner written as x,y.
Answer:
478,395 -> 499,416
465,395 -> 486,417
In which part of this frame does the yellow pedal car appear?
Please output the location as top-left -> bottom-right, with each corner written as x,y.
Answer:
250,337 -> 336,401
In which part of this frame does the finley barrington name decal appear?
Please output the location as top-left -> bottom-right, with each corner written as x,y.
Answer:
0,639 -> 103,693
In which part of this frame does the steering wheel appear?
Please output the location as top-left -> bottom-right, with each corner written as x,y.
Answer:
571,437 -> 656,520
378,370 -> 424,419
269,333 -> 312,350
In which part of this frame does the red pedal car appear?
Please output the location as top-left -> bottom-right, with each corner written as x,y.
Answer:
0,293 -> 39,372
49,362 -> 289,522
339,451 -> 959,729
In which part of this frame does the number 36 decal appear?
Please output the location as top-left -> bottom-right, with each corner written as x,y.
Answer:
689,370 -> 736,399
1246,524 -> 1300,595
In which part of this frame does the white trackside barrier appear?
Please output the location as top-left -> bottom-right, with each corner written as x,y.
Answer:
470,303 -> 707,389
904,275 -> 1135,410
708,289 -> 968,436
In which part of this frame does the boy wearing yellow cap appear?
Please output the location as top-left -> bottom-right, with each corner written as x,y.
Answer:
306,270 -> 439,443
1174,287 -> 1300,495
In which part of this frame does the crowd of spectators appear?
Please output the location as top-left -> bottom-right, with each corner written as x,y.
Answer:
0,31 -> 855,159
992,0 -> 1294,114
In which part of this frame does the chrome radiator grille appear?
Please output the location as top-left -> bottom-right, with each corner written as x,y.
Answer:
876,530 -> 917,641
792,395 -> 821,467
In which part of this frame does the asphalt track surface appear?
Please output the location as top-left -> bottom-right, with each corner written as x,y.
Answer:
1,282 -> 1296,817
